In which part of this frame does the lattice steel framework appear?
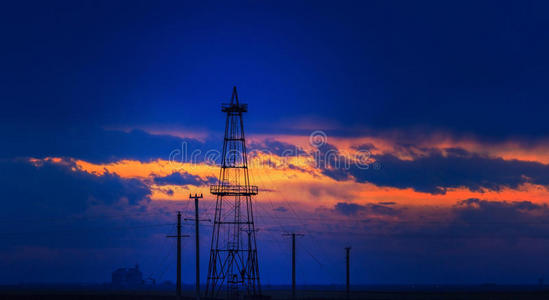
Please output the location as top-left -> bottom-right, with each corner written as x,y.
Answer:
206,87 -> 261,299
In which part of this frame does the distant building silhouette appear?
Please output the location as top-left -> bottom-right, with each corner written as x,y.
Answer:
112,264 -> 144,287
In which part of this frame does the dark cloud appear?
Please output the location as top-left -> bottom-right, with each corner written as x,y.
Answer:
364,199 -> 549,240
321,145 -> 549,195
334,202 -> 398,216
153,172 -> 216,186
0,158 -> 158,262
0,125 -> 215,164
314,143 -> 352,180
302,198 -> 549,284
320,198 -> 549,242
273,206 -> 288,212
0,159 -> 151,218
287,163 -> 318,176
445,147 -> 471,157
249,139 -> 307,157
0,159 -> 177,283
447,198 -> 549,238
334,202 -> 366,216
351,143 -> 377,151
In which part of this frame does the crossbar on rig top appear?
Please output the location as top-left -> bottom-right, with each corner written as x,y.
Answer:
221,103 -> 248,113
210,184 -> 258,196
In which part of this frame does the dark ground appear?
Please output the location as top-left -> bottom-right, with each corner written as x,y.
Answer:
2,287 -> 549,300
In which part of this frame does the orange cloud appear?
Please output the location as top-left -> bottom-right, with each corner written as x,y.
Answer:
30,129 -> 549,210
71,156 -> 549,209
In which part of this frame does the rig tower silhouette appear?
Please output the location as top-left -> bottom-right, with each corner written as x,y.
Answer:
206,87 -> 261,299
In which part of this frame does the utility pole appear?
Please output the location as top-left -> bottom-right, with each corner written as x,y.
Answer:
184,193 -> 210,300
345,247 -> 351,300
167,211 -> 189,300
282,233 -> 304,300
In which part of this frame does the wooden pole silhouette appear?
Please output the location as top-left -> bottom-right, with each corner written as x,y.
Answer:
185,193 -> 209,300
345,247 -> 351,300
283,233 -> 304,300
167,211 -> 189,300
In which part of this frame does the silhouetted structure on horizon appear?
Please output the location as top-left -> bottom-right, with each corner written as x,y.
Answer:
112,264 -> 144,287
206,87 -> 262,299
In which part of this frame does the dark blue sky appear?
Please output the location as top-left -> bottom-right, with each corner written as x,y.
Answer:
3,0 -> 549,139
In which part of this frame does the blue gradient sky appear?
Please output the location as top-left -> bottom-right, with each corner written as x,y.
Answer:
4,0 -> 549,137
3,0 -> 549,285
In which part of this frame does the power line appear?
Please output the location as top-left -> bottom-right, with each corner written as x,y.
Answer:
0,222 -> 177,239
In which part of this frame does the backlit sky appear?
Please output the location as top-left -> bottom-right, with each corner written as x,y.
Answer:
3,0 -> 549,285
